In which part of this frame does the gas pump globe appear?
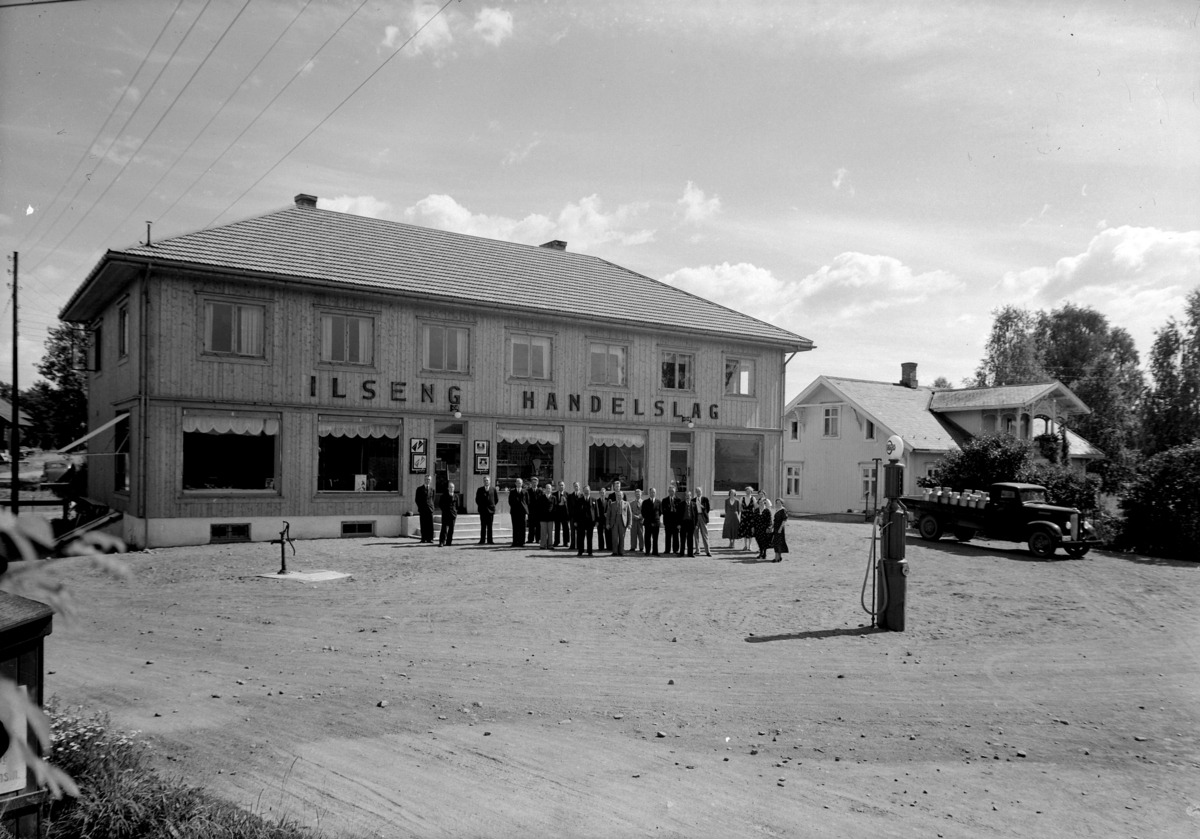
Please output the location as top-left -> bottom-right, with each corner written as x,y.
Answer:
877,435 -> 909,631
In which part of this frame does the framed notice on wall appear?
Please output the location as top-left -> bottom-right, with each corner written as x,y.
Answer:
474,455 -> 490,475
474,439 -> 489,456
409,437 -> 428,474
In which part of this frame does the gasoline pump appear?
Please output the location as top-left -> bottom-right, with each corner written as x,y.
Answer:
861,435 -> 909,631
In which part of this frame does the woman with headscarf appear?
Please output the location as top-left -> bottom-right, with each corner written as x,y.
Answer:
754,497 -> 774,559
771,498 -> 789,562
738,488 -> 756,551
722,489 -> 740,548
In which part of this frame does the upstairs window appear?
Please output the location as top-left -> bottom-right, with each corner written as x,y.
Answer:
511,333 -> 552,380
589,342 -> 626,386
724,357 -> 755,395
205,301 -> 264,357
321,313 -> 373,365
92,324 -> 103,372
424,324 -> 470,373
789,420 -> 799,441
823,406 -> 840,438
661,351 -> 694,391
118,305 -> 129,358
865,420 -> 876,440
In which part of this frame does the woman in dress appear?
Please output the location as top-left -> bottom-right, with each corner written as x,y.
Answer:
771,498 -> 789,562
722,489 -> 740,548
738,489 -> 756,551
754,498 -> 774,559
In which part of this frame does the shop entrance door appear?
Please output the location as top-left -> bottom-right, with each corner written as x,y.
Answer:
434,421 -> 464,511
669,432 -> 692,491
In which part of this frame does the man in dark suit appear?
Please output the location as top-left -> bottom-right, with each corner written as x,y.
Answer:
678,489 -> 696,556
641,487 -> 661,556
509,478 -> 528,547
553,481 -> 571,547
415,475 -> 435,543
594,486 -> 608,551
475,476 -> 498,545
438,482 -> 459,546
527,477 -> 541,545
567,481 -> 584,550
574,486 -> 600,556
662,485 -> 680,555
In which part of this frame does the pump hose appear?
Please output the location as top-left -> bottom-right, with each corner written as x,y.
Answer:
861,512 -> 889,621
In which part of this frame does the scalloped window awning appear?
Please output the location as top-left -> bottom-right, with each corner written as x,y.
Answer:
589,432 -> 646,448
318,421 -> 401,439
183,415 -> 279,435
497,427 -> 561,445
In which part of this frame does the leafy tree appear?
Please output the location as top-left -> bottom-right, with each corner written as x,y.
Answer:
31,322 -> 88,449
919,433 -> 1033,491
1119,441 -> 1200,558
1141,289 -> 1200,455
971,306 -> 1045,387
931,376 -> 952,389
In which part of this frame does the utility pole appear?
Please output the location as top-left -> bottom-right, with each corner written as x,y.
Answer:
9,251 -> 18,515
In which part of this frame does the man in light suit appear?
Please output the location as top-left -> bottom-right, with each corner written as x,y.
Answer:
607,489 -> 631,556
693,485 -> 712,557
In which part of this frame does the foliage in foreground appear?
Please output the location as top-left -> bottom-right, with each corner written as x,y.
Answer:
45,702 -> 326,839
1117,441 -> 1200,560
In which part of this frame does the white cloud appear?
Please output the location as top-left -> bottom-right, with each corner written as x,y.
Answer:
999,225 -> 1200,358
402,194 -> 654,250
677,181 -> 721,224
389,2 -> 455,56
319,195 -> 394,219
832,168 -> 848,189
474,7 -> 513,46
502,137 -> 541,167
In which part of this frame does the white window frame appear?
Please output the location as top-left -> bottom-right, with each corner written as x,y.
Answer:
509,332 -> 553,381
785,463 -> 803,497
423,322 -> 471,374
661,350 -> 695,392
203,299 -> 266,358
865,419 -> 876,441
320,311 -> 375,366
724,356 -> 755,396
823,406 -> 840,438
789,419 -> 799,441
860,463 -> 878,506
588,341 -> 627,387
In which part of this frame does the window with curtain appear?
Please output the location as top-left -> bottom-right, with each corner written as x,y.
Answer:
321,313 -> 374,365
424,324 -> 470,373
661,351 -> 694,391
511,333 -> 552,380
182,413 -> 279,491
588,342 -> 626,386
723,357 -> 754,395
317,418 -> 400,491
204,301 -> 265,357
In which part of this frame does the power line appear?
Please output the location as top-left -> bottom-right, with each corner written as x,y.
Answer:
209,0 -> 459,228
107,0 -> 317,246
20,0 -> 216,273
156,0 -> 372,228
16,0 -> 186,254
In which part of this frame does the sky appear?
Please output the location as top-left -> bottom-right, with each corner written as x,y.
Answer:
1,0 -> 1197,401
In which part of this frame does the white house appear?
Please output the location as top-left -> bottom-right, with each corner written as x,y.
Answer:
780,363 -> 1103,515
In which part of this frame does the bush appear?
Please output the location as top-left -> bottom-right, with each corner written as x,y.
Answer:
1023,463 -> 1101,511
919,434 -> 1033,491
45,701 -> 326,839
1118,441 -> 1200,559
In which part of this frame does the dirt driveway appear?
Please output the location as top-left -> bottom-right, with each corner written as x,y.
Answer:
47,520 -> 1200,838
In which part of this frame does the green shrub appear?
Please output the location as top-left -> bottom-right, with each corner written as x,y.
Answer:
45,701 -> 326,839
919,434 -> 1033,491
1022,463 -> 1101,511
1118,441 -> 1200,559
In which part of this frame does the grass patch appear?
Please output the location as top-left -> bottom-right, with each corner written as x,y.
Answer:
44,701 -> 328,839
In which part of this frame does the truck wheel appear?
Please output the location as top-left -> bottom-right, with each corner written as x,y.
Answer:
1028,530 -> 1056,558
918,514 -> 943,541
953,527 -> 975,542
1065,545 -> 1090,558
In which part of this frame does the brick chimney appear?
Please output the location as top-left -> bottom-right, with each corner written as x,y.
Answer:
900,362 -> 919,388
294,193 -> 318,209
539,240 -> 567,251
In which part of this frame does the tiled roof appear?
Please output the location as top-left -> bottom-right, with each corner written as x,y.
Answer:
70,203 -> 811,349
818,377 -> 968,452
929,382 -> 1086,412
0,396 -> 33,426
1065,427 -> 1104,459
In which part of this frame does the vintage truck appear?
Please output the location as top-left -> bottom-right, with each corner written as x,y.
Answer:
902,482 -> 1101,558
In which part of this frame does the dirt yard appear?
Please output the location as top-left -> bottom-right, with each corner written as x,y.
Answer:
44,520 -> 1199,838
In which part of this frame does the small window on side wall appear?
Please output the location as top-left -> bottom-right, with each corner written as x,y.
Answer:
823,406 -> 840,438
205,301 -> 264,357
92,324 -> 103,372
865,420 -> 875,440
424,323 -> 470,373
790,420 -> 799,441
118,305 -> 129,357
321,313 -> 374,365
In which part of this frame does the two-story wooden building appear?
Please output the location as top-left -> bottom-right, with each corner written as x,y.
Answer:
60,194 -> 813,547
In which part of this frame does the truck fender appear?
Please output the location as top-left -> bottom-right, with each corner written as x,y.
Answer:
1026,521 -> 1063,541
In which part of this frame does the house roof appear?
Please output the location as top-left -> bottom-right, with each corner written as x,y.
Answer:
928,381 -> 1089,415
1065,427 -> 1104,459
0,396 -> 33,427
61,198 -> 813,351
788,376 -> 969,452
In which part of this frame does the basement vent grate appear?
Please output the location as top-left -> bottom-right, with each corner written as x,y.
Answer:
341,520 -> 375,537
211,523 -> 251,543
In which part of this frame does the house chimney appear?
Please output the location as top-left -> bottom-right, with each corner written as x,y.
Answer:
294,193 -> 318,209
900,362 -> 919,388
539,240 -> 567,251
